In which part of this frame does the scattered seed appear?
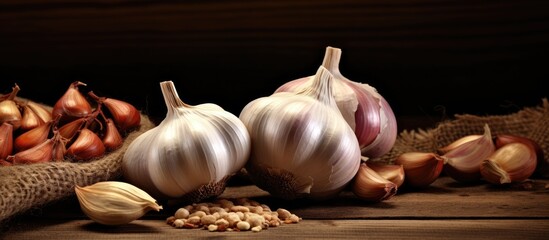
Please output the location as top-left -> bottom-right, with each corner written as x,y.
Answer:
167,198 -> 301,232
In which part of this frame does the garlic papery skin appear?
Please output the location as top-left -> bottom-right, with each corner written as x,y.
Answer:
394,152 -> 445,188
52,81 -> 92,123
275,46 -> 397,158
240,66 -> 361,200
75,181 -> 163,226
122,81 -> 250,203
367,162 -> 405,188
352,163 -> 397,202
439,134 -> 482,154
495,134 -> 546,178
442,124 -> 496,183
480,143 -> 537,184
0,84 -> 22,130
0,122 -> 14,159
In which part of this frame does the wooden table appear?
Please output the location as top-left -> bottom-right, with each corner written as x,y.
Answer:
2,176 -> 548,239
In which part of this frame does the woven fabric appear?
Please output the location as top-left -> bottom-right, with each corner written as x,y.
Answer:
0,109 -> 155,222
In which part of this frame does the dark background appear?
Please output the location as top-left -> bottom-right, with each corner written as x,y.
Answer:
1,0 -> 547,130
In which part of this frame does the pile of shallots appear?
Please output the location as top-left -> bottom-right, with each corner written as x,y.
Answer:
0,82 -> 141,165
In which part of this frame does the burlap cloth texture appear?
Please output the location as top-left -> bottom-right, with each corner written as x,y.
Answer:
0,98 -> 547,223
0,98 -> 155,223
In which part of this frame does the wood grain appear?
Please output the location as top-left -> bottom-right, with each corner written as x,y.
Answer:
2,176 -> 548,238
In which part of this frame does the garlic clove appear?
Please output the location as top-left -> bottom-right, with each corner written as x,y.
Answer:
7,138 -> 54,164
442,124 -> 495,183
480,143 -> 537,184
352,163 -> 397,202
52,81 -> 92,123
88,91 -> 141,132
66,128 -> 106,161
438,134 -> 482,154
0,100 -> 22,130
102,118 -> 123,151
19,104 -> 45,131
495,134 -> 547,178
394,152 -> 445,188
366,162 -> 405,188
0,122 -> 14,159
14,120 -> 52,152
27,101 -> 52,123
57,117 -> 87,139
75,181 -> 163,225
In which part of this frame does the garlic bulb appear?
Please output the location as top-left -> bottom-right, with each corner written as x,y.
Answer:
240,66 -> 361,200
122,81 -> 250,203
275,46 -> 397,158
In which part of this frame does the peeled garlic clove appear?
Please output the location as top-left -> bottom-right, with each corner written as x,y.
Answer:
14,120 -> 52,152
7,138 -> 54,164
495,134 -> 547,178
0,84 -> 22,130
352,163 -> 397,202
395,152 -> 445,188
52,81 -> 92,123
102,118 -> 123,151
89,91 -> 141,132
275,46 -> 397,158
75,181 -> 163,225
442,124 -> 495,183
241,66 -> 361,200
480,143 -> 537,184
66,128 -> 106,161
0,122 -> 14,159
367,162 -> 405,188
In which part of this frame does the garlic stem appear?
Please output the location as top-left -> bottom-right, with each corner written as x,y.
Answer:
161,81 -> 189,110
321,46 -> 342,76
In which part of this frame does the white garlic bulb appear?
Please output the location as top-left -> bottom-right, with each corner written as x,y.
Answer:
239,66 -> 361,200
122,81 -> 251,203
276,46 -> 397,158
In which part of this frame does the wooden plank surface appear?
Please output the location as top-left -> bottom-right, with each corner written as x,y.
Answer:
4,219 -> 549,240
2,176 -> 549,239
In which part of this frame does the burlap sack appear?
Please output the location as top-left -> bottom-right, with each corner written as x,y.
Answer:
372,98 -> 549,178
0,99 -> 155,222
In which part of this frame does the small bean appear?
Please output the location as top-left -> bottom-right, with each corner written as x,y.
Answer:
230,205 -> 250,213
173,219 -> 186,228
236,221 -> 251,231
189,210 -> 206,218
187,216 -> 201,225
207,224 -> 218,232
174,208 -> 190,219
201,215 -> 217,225
277,208 -> 291,220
